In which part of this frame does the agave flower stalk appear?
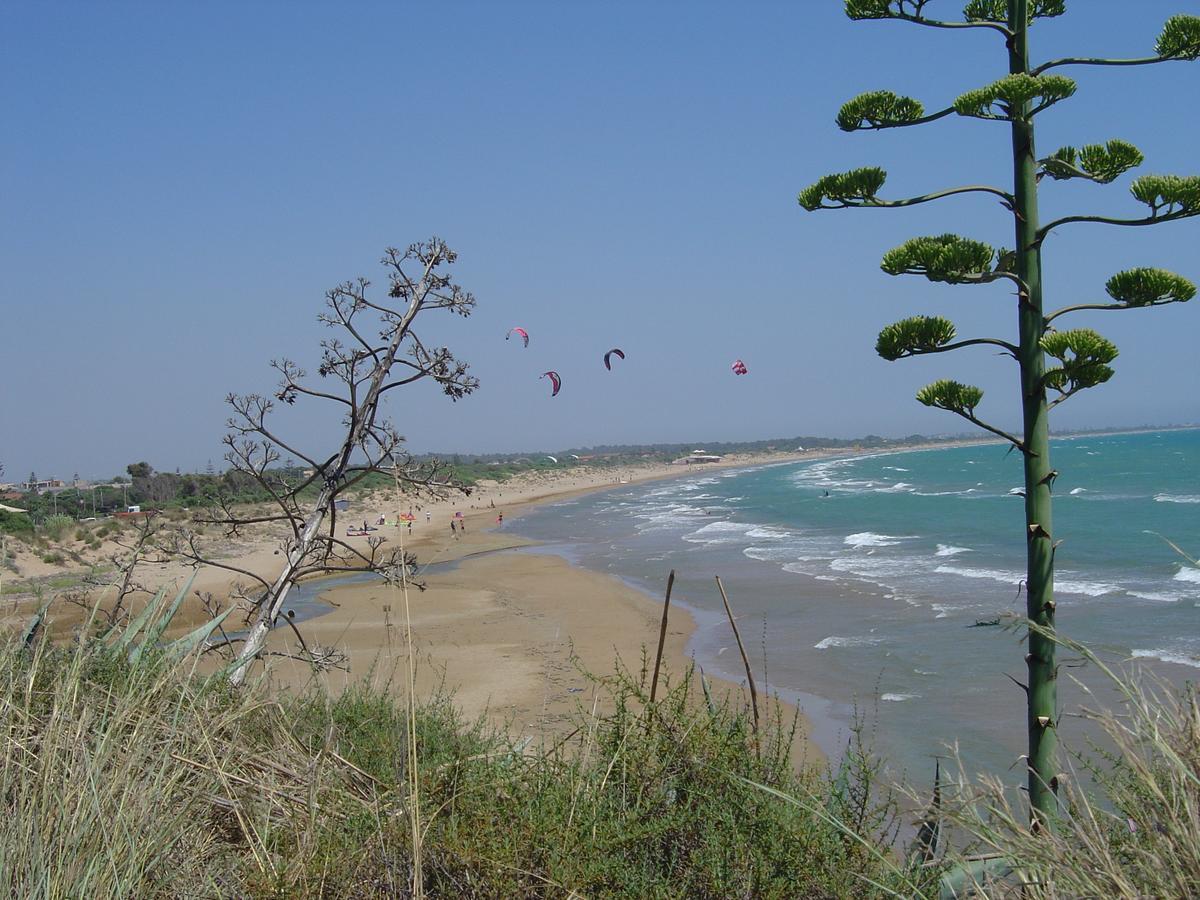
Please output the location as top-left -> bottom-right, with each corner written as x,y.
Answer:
801,0 -> 1200,826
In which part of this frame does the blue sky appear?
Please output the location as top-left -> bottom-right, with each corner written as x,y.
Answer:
2,1 -> 1197,479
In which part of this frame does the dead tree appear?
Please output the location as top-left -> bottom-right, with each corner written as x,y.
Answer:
182,238 -> 478,685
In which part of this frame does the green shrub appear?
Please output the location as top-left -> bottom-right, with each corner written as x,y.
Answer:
0,632 -> 918,898
0,510 -> 32,536
41,515 -> 75,541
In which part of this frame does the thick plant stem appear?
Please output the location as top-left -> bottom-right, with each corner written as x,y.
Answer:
228,254 -> 440,686
1009,0 -> 1058,828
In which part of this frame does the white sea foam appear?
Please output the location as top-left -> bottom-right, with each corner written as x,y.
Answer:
1173,566 -> 1200,584
1127,591 -> 1183,603
1132,649 -> 1200,669
745,526 -> 791,540
634,503 -> 706,530
1056,579 -> 1119,597
831,555 -> 923,581
782,562 -> 822,577
682,520 -> 751,544
882,466 -> 909,472
935,564 -> 1023,585
1156,493 -> 1200,504
930,603 -> 959,619
1069,487 -> 1087,495
881,693 -> 917,702
935,544 -> 972,557
815,635 -> 882,650
844,532 -> 915,548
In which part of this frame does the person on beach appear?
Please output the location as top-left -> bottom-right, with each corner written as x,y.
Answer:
450,519 -> 458,538
460,520 -> 466,534
497,513 -> 503,527
426,511 -> 431,523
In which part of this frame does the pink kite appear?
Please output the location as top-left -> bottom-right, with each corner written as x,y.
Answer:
731,359 -> 748,375
506,327 -> 529,348
540,370 -> 562,396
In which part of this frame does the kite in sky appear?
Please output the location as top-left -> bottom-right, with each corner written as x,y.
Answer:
603,348 -> 625,370
506,327 -> 529,347
731,359 -> 748,375
540,371 -> 561,396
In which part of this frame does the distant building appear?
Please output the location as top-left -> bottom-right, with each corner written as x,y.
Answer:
671,450 -> 724,465
22,478 -> 65,493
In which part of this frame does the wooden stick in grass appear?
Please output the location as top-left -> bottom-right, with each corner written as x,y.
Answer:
715,575 -> 759,752
649,569 -> 675,703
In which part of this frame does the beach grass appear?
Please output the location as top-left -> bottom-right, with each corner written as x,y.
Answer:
5,606 -> 1199,897
0,629 -> 918,898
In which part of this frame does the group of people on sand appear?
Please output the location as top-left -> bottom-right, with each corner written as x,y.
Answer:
348,508 -> 505,541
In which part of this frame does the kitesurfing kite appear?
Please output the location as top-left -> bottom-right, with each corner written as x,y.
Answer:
506,327 -> 529,348
603,348 -> 625,370
540,371 -> 561,397
731,359 -> 748,375
546,455 -> 558,463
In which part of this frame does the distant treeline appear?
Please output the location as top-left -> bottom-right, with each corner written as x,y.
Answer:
419,431 -> 960,470
10,463 -> 319,525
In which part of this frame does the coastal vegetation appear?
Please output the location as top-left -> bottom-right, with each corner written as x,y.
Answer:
5,583 -> 1199,897
800,0 -> 1200,826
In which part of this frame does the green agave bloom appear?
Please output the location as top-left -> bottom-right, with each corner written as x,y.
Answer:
1105,268 -> 1196,307
844,0 -> 896,21
837,90 -> 924,131
916,379 -> 984,415
1041,329 -> 1118,393
1129,174 -> 1200,215
797,167 -> 887,210
881,234 -> 995,284
1156,14 -> 1200,59
954,73 -> 1076,119
963,0 -> 1065,24
876,316 -> 957,361
1043,140 -> 1143,183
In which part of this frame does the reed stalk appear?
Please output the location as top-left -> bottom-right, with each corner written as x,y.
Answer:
649,569 -> 675,703
715,575 -> 760,756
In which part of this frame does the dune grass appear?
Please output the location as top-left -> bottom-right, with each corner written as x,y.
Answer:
4,614 -> 1198,897
0,625 -> 920,898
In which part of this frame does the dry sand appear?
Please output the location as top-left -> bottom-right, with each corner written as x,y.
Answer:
3,444 -> 982,761
252,453 -> 826,762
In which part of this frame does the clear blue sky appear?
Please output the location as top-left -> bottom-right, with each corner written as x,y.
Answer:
2,1 -> 1197,479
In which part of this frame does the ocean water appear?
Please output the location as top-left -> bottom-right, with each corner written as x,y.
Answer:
510,429 -> 1200,783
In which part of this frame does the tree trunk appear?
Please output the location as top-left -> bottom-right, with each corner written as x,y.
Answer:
228,273 -> 430,686
1009,0 -> 1058,827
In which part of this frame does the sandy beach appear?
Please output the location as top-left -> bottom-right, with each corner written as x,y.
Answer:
4,443 -> 985,762
249,453 -> 827,762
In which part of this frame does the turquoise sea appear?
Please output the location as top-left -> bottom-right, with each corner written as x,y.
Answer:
510,429 -> 1200,782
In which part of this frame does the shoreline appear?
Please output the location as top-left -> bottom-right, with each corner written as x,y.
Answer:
3,437 -> 1000,766
266,439 -> 1000,760
257,451 -> 850,765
